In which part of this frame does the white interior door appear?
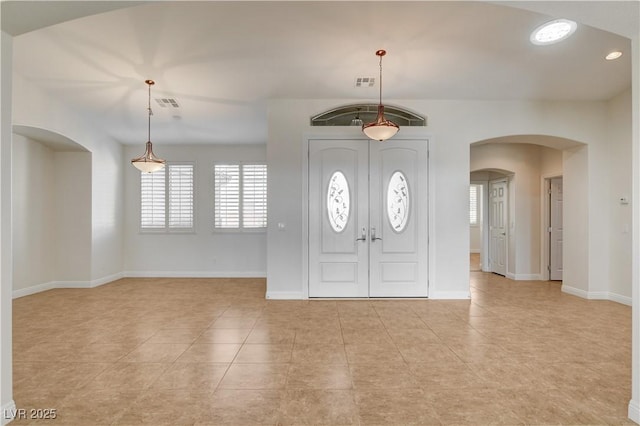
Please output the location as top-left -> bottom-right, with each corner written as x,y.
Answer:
308,139 -> 428,298
549,177 -> 563,281
489,179 -> 507,276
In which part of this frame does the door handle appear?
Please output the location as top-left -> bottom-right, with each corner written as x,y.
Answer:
371,227 -> 382,242
356,227 -> 367,242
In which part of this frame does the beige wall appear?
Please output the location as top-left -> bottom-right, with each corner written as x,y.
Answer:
607,89 -> 633,302
12,134 -> 92,296
12,135 -> 56,291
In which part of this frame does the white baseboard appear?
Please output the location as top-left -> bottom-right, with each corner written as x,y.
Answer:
2,400 -> 16,425
12,281 -> 56,299
504,273 -> 544,281
429,291 -> 471,299
13,272 -> 124,299
609,292 -> 633,306
589,291 -> 632,306
266,291 -> 305,300
587,291 -> 610,300
513,273 -> 543,281
501,273 -> 543,281
13,271 -> 266,299
269,290 -> 473,300
629,399 -> 640,424
123,271 -> 266,278
52,280 -> 93,289
561,284 -> 589,299
561,285 -> 633,306
91,272 -> 124,287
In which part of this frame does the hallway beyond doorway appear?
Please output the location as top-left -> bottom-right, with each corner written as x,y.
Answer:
470,252 -> 481,271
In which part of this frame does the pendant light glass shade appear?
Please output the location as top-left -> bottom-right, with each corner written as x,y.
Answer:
362,105 -> 399,141
131,79 -> 166,173
362,50 -> 399,141
131,141 -> 165,173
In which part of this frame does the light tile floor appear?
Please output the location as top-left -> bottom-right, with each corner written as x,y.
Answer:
11,274 -> 633,425
470,253 -> 482,271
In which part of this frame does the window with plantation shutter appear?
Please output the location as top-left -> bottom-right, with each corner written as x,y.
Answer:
214,163 -> 267,230
214,165 -> 240,228
141,169 -> 166,229
469,184 -> 479,226
169,165 -> 194,229
140,163 -> 194,231
242,165 -> 267,228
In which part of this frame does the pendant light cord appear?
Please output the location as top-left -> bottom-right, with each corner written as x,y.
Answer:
147,81 -> 152,142
378,54 -> 383,106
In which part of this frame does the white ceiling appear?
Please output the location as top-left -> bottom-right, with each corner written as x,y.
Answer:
5,1 -> 636,146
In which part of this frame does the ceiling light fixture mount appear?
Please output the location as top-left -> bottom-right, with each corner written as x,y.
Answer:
131,79 -> 166,173
530,18 -> 577,45
362,49 -> 399,141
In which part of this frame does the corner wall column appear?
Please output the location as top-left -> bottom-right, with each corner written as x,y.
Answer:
629,34 -> 640,425
0,29 -> 15,425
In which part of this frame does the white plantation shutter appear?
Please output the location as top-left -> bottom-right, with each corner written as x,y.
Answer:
242,165 -> 267,228
140,163 -> 194,231
214,165 -> 240,228
214,163 -> 267,230
168,165 -> 194,229
469,185 -> 478,225
141,169 -> 166,229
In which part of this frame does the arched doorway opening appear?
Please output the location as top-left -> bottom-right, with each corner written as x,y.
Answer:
11,125 -> 92,297
469,135 -> 584,285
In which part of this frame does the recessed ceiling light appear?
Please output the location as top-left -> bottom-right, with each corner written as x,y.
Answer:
605,51 -> 623,60
530,19 -> 577,45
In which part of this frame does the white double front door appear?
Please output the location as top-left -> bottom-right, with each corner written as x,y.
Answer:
308,139 -> 428,298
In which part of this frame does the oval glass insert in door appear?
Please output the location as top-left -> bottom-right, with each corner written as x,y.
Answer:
387,171 -> 410,232
327,171 -> 350,232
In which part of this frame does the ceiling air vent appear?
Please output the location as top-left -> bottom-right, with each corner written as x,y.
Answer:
355,77 -> 375,88
155,98 -> 180,108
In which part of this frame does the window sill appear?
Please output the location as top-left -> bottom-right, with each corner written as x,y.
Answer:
212,228 -> 267,234
139,229 -> 196,235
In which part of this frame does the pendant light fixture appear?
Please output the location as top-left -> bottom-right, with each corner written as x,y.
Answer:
362,50 -> 399,141
131,79 -> 166,173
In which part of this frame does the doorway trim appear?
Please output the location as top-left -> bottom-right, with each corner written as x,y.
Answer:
301,133 -> 434,299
